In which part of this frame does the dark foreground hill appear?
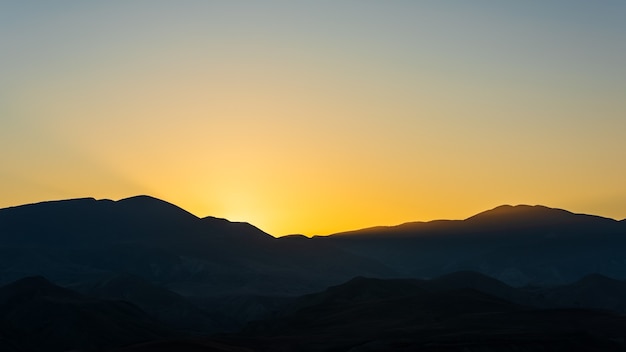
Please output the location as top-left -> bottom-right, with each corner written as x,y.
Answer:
535,273 -> 626,313
0,276 -> 172,352
70,273 -> 236,333
229,274 -> 626,352
2,272 -> 626,351
114,273 -> 626,352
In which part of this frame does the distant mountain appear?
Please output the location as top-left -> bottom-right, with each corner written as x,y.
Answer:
465,204 -> 615,229
243,276 -> 521,350
0,196 -> 393,297
279,271 -> 534,320
0,276 -> 172,352
71,273 -> 235,333
537,273 -> 626,313
330,204 -> 620,238
3,196 -> 626,312
316,205 -> 626,285
4,194 -> 626,351
424,270 -> 525,302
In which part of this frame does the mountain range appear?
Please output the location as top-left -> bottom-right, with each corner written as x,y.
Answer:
3,271 -> 626,351
0,196 -> 391,296
1,196 -> 626,350
0,276 -> 172,352
314,204 -> 626,285
2,196 -> 625,292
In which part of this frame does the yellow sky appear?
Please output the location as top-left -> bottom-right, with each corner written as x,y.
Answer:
1,2 -> 626,236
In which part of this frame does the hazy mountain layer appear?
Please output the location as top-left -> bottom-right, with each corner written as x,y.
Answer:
2,196 -> 626,306
221,272 -> 626,351
0,196 -> 393,296
0,276 -> 173,352
315,204 -> 626,285
70,273 -> 236,333
2,271 -> 626,351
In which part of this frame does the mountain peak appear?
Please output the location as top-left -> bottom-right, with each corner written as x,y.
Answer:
463,204 -> 616,229
117,195 -> 184,209
115,195 -> 198,220
117,195 -> 167,204
466,204 -> 562,220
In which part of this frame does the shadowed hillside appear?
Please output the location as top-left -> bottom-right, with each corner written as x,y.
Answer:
2,196 -> 626,350
0,196 -> 393,297
4,198 -> 625,290
316,205 -> 626,285
231,275 -> 626,352
0,276 -> 173,352
1,271 -> 626,351
70,273 -> 236,333
535,273 -> 626,313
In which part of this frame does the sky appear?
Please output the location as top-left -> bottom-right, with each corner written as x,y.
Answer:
1,1 -> 626,236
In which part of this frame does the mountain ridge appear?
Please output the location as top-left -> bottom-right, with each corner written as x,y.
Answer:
328,204 -> 620,238
2,196 -> 626,289
2,198 -> 622,237
3,271 -> 626,352
3,198 -> 622,236
0,195 -> 395,296
0,276 -> 173,352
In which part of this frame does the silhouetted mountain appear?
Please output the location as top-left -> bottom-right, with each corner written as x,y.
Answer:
275,276 -> 425,318
3,269 -> 626,351
465,204 -> 614,229
0,276 -> 172,352
236,274 -> 626,351
72,273 -> 235,333
537,273 -> 626,313
98,271 -> 626,351
5,197 -> 624,292
3,195 -> 626,346
423,270 -> 526,302
242,276 -> 519,351
0,196 -> 393,297
278,271 -> 534,319
317,205 -> 626,285
331,205 -> 620,238
192,294 -> 297,330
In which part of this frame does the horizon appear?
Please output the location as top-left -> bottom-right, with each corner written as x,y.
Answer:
2,194 -> 623,237
2,1 -> 626,236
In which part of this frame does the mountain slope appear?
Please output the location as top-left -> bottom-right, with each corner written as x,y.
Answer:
0,276 -> 172,352
72,273 -> 235,333
238,274 -> 626,352
0,196 -> 394,297
3,197 -> 626,293
537,273 -> 626,313
317,205 -> 626,285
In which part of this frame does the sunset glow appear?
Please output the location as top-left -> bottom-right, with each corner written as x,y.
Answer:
2,1 -> 626,236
